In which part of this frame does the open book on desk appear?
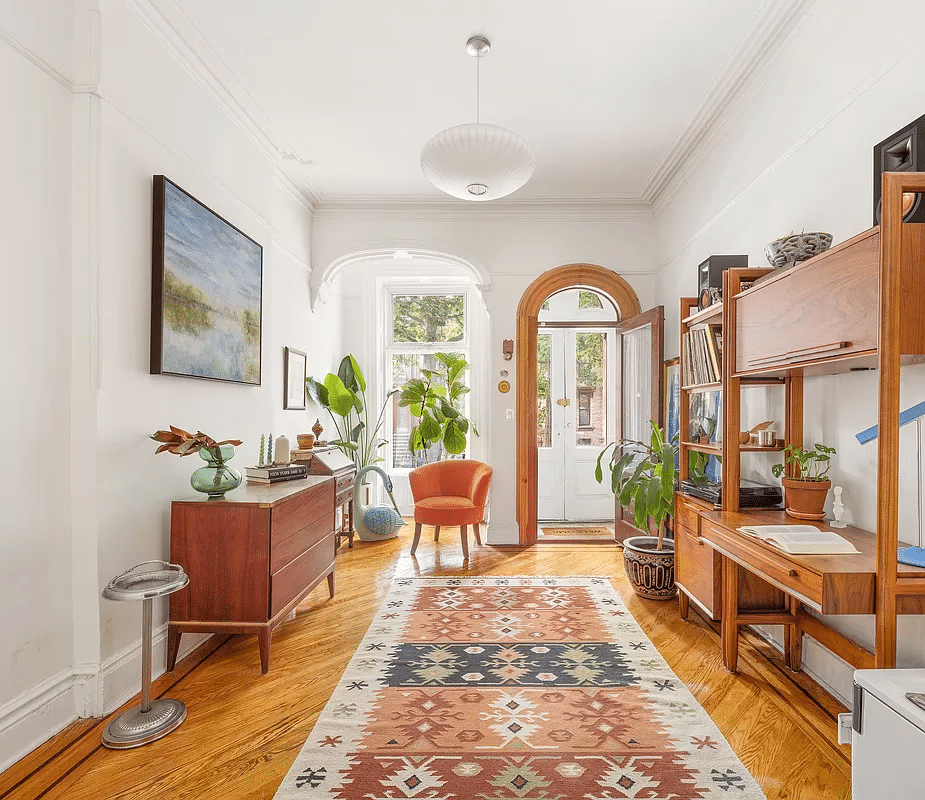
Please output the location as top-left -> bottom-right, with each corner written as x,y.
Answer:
736,524 -> 860,555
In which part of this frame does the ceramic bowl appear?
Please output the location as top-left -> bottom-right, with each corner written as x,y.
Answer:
764,231 -> 833,269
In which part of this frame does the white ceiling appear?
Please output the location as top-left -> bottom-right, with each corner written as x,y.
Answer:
167,0 -> 794,205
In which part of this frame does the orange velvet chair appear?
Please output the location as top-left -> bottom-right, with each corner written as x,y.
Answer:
408,460 -> 492,559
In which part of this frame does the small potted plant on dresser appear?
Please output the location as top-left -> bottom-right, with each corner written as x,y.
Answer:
596,421 -> 679,600
771,443 -> 836,520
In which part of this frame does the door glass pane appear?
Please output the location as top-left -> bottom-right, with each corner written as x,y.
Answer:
392,295 -> 465,343
390,351 -> 466,468
575,332 -> 606,447
622,324 -> 652,444
537,333 -> 552,448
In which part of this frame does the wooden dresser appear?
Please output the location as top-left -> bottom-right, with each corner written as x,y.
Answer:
308,448 -> 356,549
167,476 -> 335,674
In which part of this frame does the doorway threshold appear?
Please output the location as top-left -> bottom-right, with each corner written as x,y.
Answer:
537,520 -> 618,544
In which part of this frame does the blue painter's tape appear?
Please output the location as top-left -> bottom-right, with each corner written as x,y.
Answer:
856,401 -> 925,444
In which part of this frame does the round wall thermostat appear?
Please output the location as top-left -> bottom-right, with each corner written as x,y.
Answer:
498,380 -> 511,394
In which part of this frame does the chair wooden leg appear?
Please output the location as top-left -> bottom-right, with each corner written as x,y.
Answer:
460,525 -> 470,560
434,525 -> 441,542
472,522 -> 482,545
411,522 -> 423,555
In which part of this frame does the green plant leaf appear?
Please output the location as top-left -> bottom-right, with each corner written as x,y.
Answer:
441,402 -> 460,419
443,420 -> 467,454
594,443 -> 615,483
305,377 -> 329,408
324,373 -> 355,417
337,355 -> 358,392
660,443 -> 675,501
350,422 -> 365,442
348,355 -> 366,392
419,413 -> 441,442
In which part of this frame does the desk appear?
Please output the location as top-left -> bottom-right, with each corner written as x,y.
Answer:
692,508 -> 925,673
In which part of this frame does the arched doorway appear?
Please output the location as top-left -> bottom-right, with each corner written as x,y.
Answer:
516,264 -> 662,545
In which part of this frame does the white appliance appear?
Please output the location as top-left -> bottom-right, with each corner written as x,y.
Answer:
852,669 -> 925,798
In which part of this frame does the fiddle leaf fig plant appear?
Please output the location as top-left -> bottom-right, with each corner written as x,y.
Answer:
398,352 -> 479,463
595,421 -> 679,551
771,443 -> 835,482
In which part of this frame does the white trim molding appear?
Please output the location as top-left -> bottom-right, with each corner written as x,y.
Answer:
311,244 -> 492,310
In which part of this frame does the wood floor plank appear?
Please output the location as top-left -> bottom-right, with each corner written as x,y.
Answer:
2,528 -> 851,799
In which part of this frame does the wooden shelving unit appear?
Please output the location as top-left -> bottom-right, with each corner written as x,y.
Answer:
674,172 -> 925,673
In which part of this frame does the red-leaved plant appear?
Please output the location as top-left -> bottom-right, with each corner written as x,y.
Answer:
150,426 -> 242,463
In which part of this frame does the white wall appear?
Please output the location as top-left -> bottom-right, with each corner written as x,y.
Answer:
654,0 -> 925,701
313,212 -> 661,541
0,0 -> 333,770
0,0 -> 77,764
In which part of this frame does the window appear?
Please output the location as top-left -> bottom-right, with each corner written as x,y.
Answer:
385,286 -> 471,469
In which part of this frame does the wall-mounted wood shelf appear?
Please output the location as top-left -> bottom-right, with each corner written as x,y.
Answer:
682,303 -> 723,326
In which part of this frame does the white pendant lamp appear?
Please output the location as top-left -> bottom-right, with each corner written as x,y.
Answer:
421,36 -> 535,202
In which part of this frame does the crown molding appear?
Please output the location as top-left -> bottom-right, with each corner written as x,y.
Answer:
123,0 -> 320,209
648,0 -> 825,214
313,195 -> 654,222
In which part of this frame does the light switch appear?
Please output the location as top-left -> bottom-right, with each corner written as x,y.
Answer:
506,409 -> 514,420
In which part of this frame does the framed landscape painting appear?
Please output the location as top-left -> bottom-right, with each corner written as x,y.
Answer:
150,175 -> 263,385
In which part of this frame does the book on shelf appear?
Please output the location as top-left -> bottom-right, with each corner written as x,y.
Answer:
246,472 -> 308,484
683,325 -> 722,386
244,464 -> 309,479
736,524 -> 860,555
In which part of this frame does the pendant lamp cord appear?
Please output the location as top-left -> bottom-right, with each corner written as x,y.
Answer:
476,56 -> 480,124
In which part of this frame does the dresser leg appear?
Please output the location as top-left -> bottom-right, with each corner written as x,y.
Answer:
460,525 -> 470,560
166,626 -> 182,672
327,571 -> 335,598
678,590 -> 689,621
257,628 -> 271,674
721,557 -> 739,673
433,525 -> 441,542
411,522 -> 423,555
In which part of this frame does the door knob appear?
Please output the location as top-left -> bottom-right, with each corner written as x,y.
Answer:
556,398 -> 571,407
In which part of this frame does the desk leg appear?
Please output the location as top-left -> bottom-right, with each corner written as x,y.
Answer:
678,590 -> 689,621
784,596 -> 803,671
721,557 -> 739,673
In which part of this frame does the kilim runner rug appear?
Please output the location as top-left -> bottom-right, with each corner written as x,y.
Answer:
274,576 -> 765,799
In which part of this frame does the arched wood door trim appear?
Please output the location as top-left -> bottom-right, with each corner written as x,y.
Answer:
515,264 -> 642,545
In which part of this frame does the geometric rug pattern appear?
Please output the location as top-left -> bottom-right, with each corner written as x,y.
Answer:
274,576 -> 766,799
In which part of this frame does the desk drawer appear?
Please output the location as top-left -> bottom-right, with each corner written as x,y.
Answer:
271,480 -> 334,547
701,520 -> 823,605
676,525 -> 720,619
335,475 -> 354,494
674,495 -> 704,534
336,487 -> 354,505
271,510 -> 335,573
271,532 -> 334,617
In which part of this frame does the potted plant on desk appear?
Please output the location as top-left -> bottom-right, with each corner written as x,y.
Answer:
771,443 -> 836,520
596,421 -> 679,600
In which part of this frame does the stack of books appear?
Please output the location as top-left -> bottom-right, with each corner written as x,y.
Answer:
245,463 -> 309,484
682,323 -> 722,386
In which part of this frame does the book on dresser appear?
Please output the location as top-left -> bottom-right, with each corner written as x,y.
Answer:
245,463 -> 308,482
736,524 -> 860,554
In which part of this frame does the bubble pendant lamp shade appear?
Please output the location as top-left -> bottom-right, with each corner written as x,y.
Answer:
421,122 -> 536,201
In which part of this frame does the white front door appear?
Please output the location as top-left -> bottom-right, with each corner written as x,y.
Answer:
537,328 -> 617,521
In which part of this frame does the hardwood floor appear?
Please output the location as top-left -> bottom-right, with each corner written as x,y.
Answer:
2,526 -> 851,800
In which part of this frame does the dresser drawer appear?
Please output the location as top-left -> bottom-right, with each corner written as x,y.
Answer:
675,525 -> 721,619
335,474 -> 354,494
271,532 -> 335,617
271,480 -> 334,547
674,494 -> 705,535
270,510 -> 335,573
701,521 -> 823,605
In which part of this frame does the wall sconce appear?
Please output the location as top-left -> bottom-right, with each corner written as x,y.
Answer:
502,339 -> 514,360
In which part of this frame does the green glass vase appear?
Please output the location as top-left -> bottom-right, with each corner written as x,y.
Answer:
190,445 -> 242,499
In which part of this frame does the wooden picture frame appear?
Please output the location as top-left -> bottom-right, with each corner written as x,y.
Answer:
284,347 -> 307,410
151,175 -> 263,385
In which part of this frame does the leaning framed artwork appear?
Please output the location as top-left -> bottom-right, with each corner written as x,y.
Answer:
284,347 -> 307,410
664,357 -> 680,447
150,175 -> 263,385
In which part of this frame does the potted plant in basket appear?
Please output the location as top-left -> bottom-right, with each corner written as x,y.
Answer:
771,443 -> 836,520
596,421 -> 679,600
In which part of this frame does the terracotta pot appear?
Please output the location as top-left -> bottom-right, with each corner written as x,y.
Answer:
782,477 -> 831,520
622,536 -> 676,601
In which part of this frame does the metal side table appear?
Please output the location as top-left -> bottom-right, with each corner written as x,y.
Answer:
101,560 -> 189,749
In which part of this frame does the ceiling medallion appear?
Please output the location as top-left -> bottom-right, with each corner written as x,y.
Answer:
421,36 -> 535,202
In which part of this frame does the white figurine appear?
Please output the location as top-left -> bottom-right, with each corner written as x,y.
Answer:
830,485 -> 847,528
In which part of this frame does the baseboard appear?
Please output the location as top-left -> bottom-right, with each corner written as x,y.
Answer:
486,521 -> 520,545
754,624 -> 853,707
0,668 -> 77,773
0,626 -> 210,773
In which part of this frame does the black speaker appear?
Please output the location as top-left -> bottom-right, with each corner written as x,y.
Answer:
873,115 -> 925,225
696,254 -> 747,310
